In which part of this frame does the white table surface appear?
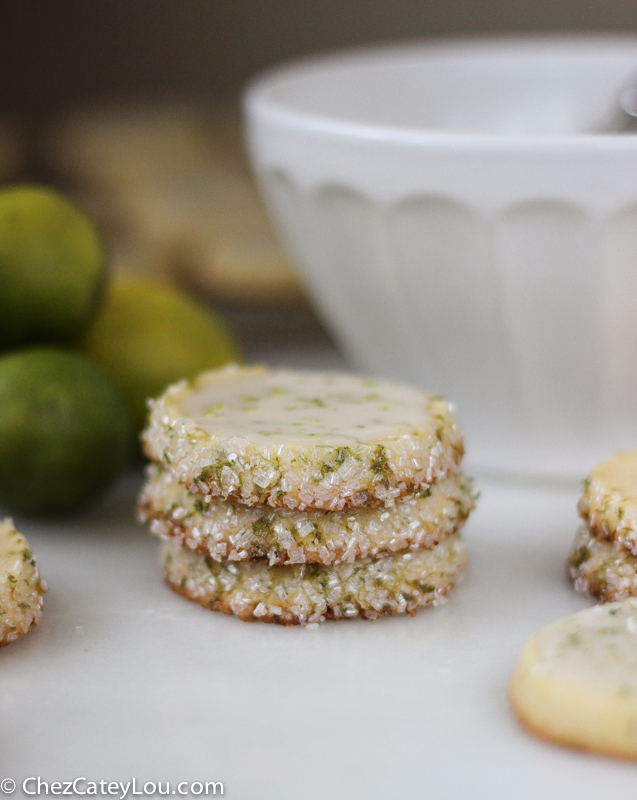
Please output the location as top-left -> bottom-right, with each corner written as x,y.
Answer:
3,341 -> 637,798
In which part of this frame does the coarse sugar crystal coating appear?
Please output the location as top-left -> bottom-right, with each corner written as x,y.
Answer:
509,599 -> 637,760
139,464 -> 475,565
568,524 -> 637,603
0,518 -> 47,646
578,451 -> 637,556
162,533 -> 467,626
142,364 -> 464,510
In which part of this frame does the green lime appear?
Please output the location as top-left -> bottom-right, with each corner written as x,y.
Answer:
0,347 -> 133,517
0,185 -> 107,349
79,277 -> 241,431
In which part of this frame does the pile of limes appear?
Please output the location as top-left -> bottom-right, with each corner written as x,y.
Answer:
0,185 -> 239,518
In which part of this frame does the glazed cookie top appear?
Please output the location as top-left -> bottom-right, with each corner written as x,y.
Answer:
143,365 -> 464,510
509,598 -> 637,760
528,599 -> 637,692
578,450 -> 637,555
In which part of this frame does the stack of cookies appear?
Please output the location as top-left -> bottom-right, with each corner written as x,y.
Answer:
569,450 -> 637,602
139,365 -> 475,626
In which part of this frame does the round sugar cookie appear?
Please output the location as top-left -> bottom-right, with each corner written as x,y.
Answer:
0,519 -> 46,646
162,533 -> 467,626
142,365 -> 464,511
139,464 -> 475,565
578,450 -> 637,555
509,599 -> 637,760
568,524 -> 637,603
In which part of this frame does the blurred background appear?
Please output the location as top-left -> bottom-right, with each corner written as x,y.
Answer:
1,0 -> 637,357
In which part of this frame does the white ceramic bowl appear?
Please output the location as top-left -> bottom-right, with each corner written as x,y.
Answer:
243,36 -> 637,480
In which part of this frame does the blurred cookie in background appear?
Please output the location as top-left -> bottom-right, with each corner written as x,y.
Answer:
46,102 -> 214,196
45,102 -> 304,309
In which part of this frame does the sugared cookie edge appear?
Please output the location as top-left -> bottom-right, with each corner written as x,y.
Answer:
162,532 -> 468,626
578,451 -> 637,556
140,467 -> 475,565
0,518 -> 47,646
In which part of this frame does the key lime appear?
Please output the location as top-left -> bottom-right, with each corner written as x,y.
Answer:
0,185 -> 107,349
0,347 -> 133,517
79,277 -> 241,431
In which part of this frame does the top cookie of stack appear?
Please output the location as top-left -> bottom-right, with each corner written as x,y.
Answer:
142,364 -> 464,511
140,365 -> 473,625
